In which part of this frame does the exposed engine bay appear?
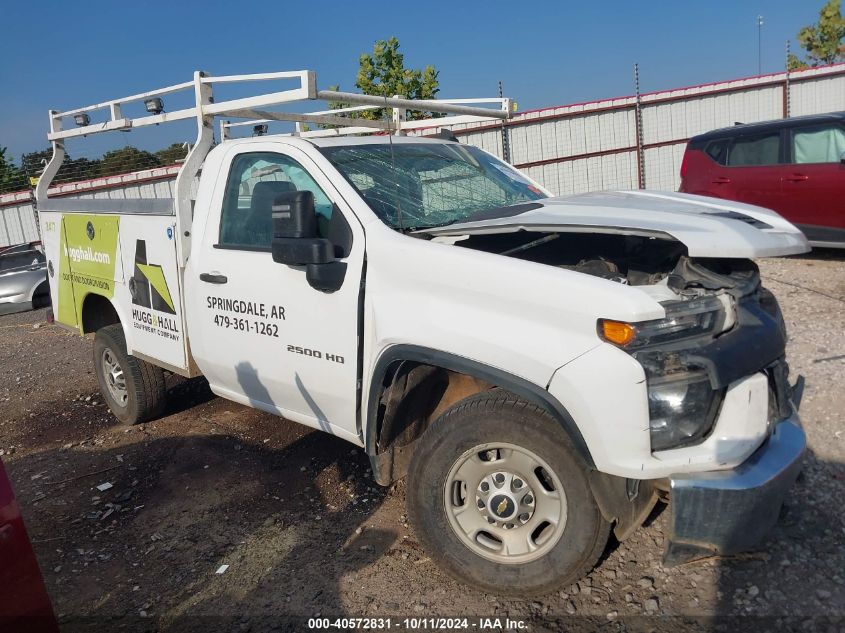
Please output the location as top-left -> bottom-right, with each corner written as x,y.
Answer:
454,230 -> 762,292
451,230 -> 791,452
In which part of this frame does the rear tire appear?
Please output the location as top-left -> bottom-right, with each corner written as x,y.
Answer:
406,389 -> 609,597
93,324 -> 165,425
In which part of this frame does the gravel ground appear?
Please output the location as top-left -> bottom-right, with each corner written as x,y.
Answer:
1,251 -> 843,633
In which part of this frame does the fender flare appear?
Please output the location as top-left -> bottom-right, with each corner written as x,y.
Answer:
364,344 -> 595,469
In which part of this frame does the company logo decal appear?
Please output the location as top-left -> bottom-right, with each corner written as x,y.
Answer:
55,214 -> 119,330
65,244 -> 111,264
130,239 -> 176,315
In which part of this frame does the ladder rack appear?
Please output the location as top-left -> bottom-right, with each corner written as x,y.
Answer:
220,96 -> 513,140
36,69 -> 514,266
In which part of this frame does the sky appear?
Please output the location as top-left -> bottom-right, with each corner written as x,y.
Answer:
0,0 -> 829,163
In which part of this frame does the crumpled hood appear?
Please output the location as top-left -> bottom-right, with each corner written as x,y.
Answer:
419,190 -> 810,258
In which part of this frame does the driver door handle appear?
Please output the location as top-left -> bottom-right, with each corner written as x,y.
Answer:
199,273 -> 228,284
711,177 -> 732,184
784,173 -> 809,182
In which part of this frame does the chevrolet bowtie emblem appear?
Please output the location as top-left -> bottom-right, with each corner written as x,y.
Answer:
497,498 -> 508,516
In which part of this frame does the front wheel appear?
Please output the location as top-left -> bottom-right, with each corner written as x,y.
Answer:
406,390 -> 609,597
93,324 -> 165,425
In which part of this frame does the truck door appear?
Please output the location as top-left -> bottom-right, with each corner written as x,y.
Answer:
185,143 -> 365,443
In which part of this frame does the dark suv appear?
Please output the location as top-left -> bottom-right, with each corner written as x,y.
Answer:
679,111 -> 845,247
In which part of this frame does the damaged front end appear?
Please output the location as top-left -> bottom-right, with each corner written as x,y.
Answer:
430,198 -> 809,563
665,413 -> 805,565
460,230 -> 806,563
592,255 -> 806,564
600,257 -> 795,453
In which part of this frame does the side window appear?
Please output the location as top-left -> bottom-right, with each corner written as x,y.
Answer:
792,125 -> 845,164
219,152 -> 333,248
727,133 -> 780,167
704,139 -> 729,165
0,250 -> 41,271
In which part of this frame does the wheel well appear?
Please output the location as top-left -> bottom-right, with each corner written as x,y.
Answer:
368,360 -> 493,485
366,347 -> 595,485
30,280 -> 50,309
30,279 -> 49,299
81,293 -> 120,334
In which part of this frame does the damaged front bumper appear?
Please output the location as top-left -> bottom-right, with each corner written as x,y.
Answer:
664,404 -> 805,565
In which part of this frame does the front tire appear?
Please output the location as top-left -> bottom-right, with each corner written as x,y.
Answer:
406,390 -> 609,597
93,324 -> 165,425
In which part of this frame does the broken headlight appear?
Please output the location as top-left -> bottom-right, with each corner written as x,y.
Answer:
599,295 -> 727,452
646,370 -> 721,451
599,295 -> 725,349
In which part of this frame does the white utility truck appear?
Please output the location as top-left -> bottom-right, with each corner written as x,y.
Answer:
37,70 -> 808,596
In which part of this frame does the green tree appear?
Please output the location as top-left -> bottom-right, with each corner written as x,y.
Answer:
98,146 -> 160,177
155,142 -> 189,165
328,37 -> 439,123
788,0 -> 845,69
0,146 -> 26,193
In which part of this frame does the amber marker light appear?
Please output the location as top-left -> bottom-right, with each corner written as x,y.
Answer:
598,319 -> 637,346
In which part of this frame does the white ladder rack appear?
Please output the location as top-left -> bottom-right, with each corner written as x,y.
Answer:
36,69 -> 513,265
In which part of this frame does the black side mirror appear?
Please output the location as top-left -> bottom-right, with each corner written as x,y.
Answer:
270,190 -> 347,293
272,190 -> 318,239
271,191 -> 333,266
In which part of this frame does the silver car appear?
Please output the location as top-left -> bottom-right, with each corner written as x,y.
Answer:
0,242 -> 49,315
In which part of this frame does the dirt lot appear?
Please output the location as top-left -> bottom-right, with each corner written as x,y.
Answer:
1,252 -> 844,632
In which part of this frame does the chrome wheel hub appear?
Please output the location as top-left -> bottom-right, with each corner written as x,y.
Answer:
444,443 -> 567,564
101,348 -> 128,407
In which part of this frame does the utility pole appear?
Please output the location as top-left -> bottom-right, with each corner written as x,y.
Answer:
758,15 -> 764,74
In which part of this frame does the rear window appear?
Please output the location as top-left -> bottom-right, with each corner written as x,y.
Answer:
792,124 -> 845,164
727,133 -> 780,167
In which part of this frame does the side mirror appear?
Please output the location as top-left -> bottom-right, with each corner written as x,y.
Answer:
270,190 -> 347,292
272,190 -> 318,239
271,191 -> 333,266
840,151 -> 845,165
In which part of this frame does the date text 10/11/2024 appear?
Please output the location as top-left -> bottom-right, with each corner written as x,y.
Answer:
306,617 -> 528,630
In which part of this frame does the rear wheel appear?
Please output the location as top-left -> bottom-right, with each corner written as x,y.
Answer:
406,390 -> 609,596
93,324 -> 165,425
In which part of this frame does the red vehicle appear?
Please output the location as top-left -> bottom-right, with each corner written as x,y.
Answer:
0,458 -> 58,632
679,111 -> 845,247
